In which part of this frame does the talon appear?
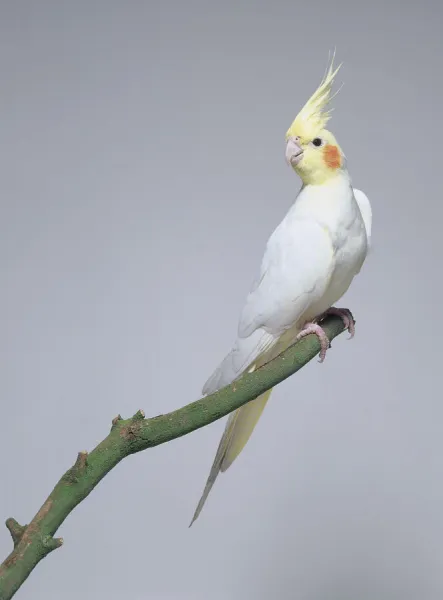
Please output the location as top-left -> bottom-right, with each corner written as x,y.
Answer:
295,322 -> 331,362
320,307 -> 355,339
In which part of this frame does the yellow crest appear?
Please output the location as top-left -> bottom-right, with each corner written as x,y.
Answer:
286,58 -> 342,141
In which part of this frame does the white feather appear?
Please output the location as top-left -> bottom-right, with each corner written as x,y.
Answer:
353,188 -> 372,246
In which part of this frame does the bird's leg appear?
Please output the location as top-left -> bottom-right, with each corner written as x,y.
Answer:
318,307 -> 355,339
295,323 -> 331,363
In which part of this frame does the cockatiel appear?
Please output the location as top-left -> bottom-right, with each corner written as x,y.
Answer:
190,59 -> 372,525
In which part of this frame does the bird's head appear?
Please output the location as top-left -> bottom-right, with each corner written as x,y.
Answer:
285,59 -> 345,185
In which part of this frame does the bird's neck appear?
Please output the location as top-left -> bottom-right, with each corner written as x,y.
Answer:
300,168 -> 350,190
294,170 -> 354,226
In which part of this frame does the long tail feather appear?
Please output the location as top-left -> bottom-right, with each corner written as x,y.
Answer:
189,388 -> 273,526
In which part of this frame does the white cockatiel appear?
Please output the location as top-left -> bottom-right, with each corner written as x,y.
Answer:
190,59 -> 372,525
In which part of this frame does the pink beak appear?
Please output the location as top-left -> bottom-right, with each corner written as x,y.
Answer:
285,137 -> 304,167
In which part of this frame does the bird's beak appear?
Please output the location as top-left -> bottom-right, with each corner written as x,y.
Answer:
285,137 -> 304,167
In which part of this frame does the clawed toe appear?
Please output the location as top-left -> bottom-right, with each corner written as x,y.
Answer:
296,307 -> 356,362
295,323 -> 331,363
319,307 -> 355,339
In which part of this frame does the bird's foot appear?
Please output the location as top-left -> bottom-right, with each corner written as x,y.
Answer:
295,323 -> 331,363
319,307 -> 355,339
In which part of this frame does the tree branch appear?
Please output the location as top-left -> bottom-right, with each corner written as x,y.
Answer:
0,315 -> 346,600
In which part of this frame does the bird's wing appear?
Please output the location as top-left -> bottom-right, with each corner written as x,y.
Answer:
202,216 -> 335,395
191,217 -> 336,526
238,216 -> 335,340
353,188 -> 372,247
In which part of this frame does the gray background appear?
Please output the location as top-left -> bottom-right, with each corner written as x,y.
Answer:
1,1 -> 442,599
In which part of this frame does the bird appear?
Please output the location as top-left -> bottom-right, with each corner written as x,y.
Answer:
190,57 -> 372,526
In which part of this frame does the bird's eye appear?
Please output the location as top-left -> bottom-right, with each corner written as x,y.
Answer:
312,138 -> 323,147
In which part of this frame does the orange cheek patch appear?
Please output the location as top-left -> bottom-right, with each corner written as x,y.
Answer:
323,145 -> 341,169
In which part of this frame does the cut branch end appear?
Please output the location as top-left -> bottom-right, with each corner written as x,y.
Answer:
131,409 -> 145,421
63,450 -> 89,484
42,535 -> 64,553
74,451 -> 88,472
5,518 -> 26,548
111,414 -> 123,429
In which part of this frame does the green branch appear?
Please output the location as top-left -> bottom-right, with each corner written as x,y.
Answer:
0,315 -> 346,600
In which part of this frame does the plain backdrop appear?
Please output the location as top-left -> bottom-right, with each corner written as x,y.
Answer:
1,1 -> 442,599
